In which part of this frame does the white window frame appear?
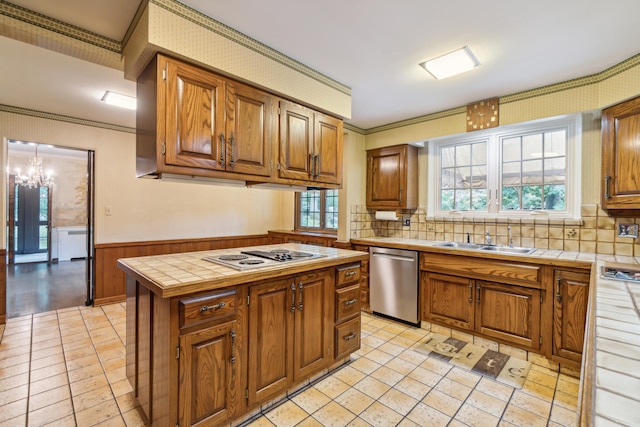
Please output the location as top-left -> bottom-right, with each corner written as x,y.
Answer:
427,114 -> 582,219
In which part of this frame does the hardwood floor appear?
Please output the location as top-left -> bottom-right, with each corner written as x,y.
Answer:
6,260 -> 87,318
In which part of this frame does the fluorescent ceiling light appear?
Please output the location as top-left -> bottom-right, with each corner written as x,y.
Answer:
419,46 -> 480,80
101,91 -> 136,110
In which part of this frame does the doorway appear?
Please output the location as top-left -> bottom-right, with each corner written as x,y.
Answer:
6,141 -> 95,318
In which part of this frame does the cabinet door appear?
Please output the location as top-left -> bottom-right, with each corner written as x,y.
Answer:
247,279 -> 293,407
293,271 -> 332,380
164,57 -> 226,170
475,281 -> 541,351
424,272 -> 475,330
278,101 -> 313,180
226,82 -> 275,177
313,112 -> 343,184
178,320 -> 238,427
602,96 -> 640,210
366,145 -> 407,209
553,270 -> 590,362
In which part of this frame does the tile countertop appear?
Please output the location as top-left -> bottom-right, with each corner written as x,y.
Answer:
116,243 -> 368,298
352,237 -> 640,426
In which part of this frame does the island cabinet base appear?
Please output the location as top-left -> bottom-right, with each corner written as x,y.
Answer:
124,260 -> 363,427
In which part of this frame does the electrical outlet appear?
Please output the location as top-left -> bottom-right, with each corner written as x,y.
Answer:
404,219 -> 410,226
105,205 -> 112,216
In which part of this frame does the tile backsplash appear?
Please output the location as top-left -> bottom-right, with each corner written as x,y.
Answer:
350,204 -> 640,256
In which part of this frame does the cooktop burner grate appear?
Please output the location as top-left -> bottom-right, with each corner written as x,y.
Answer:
218,254 -> 249,261
239,259 -> 265,265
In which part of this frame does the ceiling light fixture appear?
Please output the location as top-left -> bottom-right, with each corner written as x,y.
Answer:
101,91 -> 137,110
14,144 -> 54,188
419,46 -> 480,80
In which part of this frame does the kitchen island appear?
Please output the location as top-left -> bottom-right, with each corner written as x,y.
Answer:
118,243 -> 368,427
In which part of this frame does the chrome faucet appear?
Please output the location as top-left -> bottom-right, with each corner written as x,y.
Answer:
485,231 -> 492,245
508,225 -> 513,247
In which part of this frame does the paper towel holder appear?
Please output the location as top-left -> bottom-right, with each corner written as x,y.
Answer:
375,210 -> 400,221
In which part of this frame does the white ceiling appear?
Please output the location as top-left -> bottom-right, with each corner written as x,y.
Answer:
2,0 -> 640,131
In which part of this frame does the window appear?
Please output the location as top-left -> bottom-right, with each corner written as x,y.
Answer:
428,114 -> 581,219
295,189 -> 338,232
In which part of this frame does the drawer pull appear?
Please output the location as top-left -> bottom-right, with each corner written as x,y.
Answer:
200,302 -> 225,312
344,298 -> 357,306
345,271 -> 357,277
343,332 -> 356,342
291,283 -> 296,313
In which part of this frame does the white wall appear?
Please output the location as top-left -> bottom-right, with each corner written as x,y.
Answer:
0,112 -> 291,247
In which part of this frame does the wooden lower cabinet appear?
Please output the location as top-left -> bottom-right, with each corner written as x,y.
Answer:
423,272 -> 541,351
247,269 -> 333,407
553,269 -> 590,364
352,244 -> 370,312
179,320 -> 239,426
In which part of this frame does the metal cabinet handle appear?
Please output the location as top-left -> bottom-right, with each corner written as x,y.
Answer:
229,132 -> 235,167
604,175 -> 611,200
298,282 -> 303,311
219,133 -> 225,164
344,332 -> 356,342
200,301 -> 225,312
315,155 -> 320,177
230,329 -> 236,364
468,282 -> 473,303
556,274 -> 562,302
476,284 -> 481,304
345,271 -> 357,277
344,298 -> 357,306
399,188 -> 403,201
309,154 -> 315,177
290,283 -> 296,313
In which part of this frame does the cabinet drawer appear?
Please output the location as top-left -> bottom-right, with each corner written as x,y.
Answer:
336,264 -> 360,287
179,289 -> 237,328
421,253 -> 542,288
335,316 -> 360,359
335,284 -> 361,322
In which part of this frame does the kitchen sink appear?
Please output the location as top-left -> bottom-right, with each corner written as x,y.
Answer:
434,241 -> 536,255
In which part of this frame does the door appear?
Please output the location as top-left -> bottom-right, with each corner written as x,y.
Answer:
553,270 -> 590,362
225,82 -> 274,177
164,56 -> 227,170
313,112 -> 342,184
10,183 -> 52,261
475,281 -> 541,350
247,279 -> 293,406
278,100 -> 313,181
366,145 -> 406,208
293,270 -> 332,380
424,272 -> 475,330
86,150 -> 95,305
179,320 -> 238,426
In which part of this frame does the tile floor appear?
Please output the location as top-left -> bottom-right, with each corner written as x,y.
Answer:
0,304 -> 580,426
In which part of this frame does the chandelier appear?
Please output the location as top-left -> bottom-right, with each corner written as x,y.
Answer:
15,145 -> 54,188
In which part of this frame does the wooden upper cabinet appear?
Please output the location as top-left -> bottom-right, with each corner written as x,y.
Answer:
226,82 -> 274,177
366,144 -> 418,209
164,57 -> 226,171
278,101 -> 343,186
602,95 -> 640,213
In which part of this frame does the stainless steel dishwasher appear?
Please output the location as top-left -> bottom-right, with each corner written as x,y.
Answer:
369,247 -> 419,324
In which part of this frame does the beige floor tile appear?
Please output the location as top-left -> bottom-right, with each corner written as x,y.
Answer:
361,335 -> 386,349
553,391 -> 579,410
29,373 -> 69,396
66,353 -> 101,372
502,404 -> 549,427
454,403 -> 500,427
0,336 -> 31,350
370,365 -> 405,387
0,384 -> 28,406
245,415 -> 276,426
62,336 -> 93,351
446,366 -> 482,388
0,361 -> 29,379
334,387 -> 374,415
65,345 -> 98,361
407,366 -> 442,387
30,353 -> 66,371
0,344 -> 31,360
397,349 -> 428,366
420,357 -> 453,376
313,376 -> 351,399
264,400 -> 309,427
364,349 -> 394,365
0,398 -> 27,423
393,376 -> 431,401
75,399 -> 122,427
297,416 -> 323,427
435,377 -> 473,401
422,389 -> 463,417
359,401 -> 403,426
115,391 -> 139,413
346,417 -> 374,427
331,365 -> 366,386
290,386 -> 331,414
555,376 -> 580,397
105,366 -> 127,384
396,418 -> 421,427
73,384 -> 116,412
378,388 -> 418,416
353,376 -> 391,400
378,341 -> 405,356
30,345 -> 63,362
70,373 -> 109,396
27,398 -> 74,426
28,384 -> 71,412
475,377 -> 514,402
384,357 -> 416,376
121,407 -> 149,427
31,337 -> 62,352
90,414 -> 127,427
510,390 -> 552,419
0,414 -> 26,426
349,357 -> 381,375
521,379 -> 555,401
466,389 -> 507,418
110,378 -> 134,398
406,401 -> 451,427
549,404 -> 578,427
312,401 -> 356,426
30,362 -> 67,382
67,359 -> 105,383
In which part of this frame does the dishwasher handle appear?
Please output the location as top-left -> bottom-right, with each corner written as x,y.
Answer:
371,252 -> 415,262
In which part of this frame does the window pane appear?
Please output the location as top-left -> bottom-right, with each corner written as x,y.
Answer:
502,187 -> 520,210
39,225 -> 48,250
455,190 -> 470,210
471,165 -> 487,188
502,137 -> 521,162
299,190 -> 321,229
324,190 -> 338,230
503,162 -> 521,186
545,130 -> 566,156
456,144 -> 470,166
544,185 -> 565,210
522,134 -> 543,158
39,187 -> 48,221
441,190 -> 454,210
522,160 -> 543,185
471,189 -> 487,210
522,186 -> 542,209
455,167 -> 471,188
471,142 -> 487,165
441,168 -> 455,189
441,146 -> 455,168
